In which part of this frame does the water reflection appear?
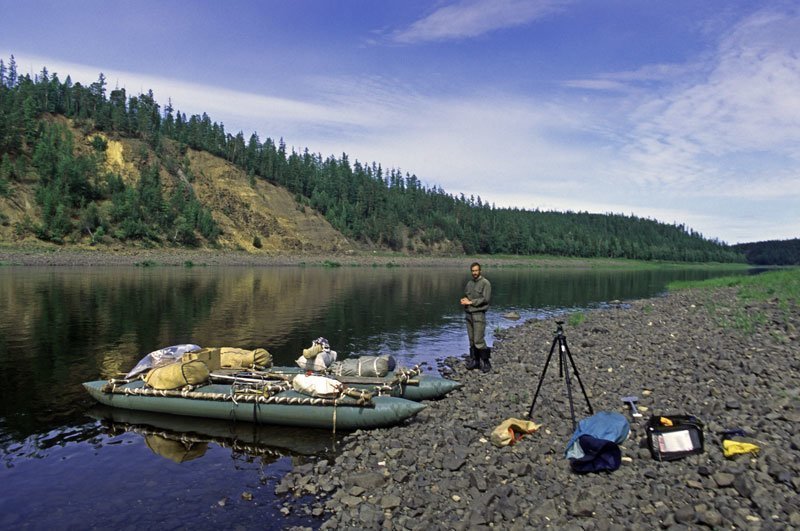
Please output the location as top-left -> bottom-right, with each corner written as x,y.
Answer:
0,413 -> 323,531
0,265 -> 744,443
88,406 -> 341,461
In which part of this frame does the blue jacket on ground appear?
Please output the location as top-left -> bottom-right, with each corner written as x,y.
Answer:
565,411 -> 630,473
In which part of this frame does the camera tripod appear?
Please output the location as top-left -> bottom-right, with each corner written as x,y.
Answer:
527,321 -> 593,429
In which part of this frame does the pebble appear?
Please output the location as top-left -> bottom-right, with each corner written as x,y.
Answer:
273,287 -> 800,529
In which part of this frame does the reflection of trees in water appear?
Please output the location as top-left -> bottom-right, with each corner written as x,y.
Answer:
0,268 -> 220,437
271,268 -> 464,360
177,268 -> 465,364
0,267 -> 464,438
0,266 -> 745,440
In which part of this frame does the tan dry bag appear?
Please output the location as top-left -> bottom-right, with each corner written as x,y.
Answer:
181,347 -> 221,371
219,347 -> 272,369
144,359 -> 210,390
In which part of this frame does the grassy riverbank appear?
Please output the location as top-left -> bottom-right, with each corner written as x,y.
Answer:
667,267 -> 800,335
669,267 -> 800,302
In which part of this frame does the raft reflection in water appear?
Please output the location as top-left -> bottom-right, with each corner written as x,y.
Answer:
87,405 -> 342,463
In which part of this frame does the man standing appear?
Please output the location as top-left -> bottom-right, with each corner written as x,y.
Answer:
460,262 -> 492,373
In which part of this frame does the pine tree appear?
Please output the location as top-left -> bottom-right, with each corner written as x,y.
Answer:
0,154 -> 10,196
7,55 -> 17,88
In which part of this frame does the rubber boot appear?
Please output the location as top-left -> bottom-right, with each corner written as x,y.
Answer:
465,346 -> 480,370
480,348 -> 492,373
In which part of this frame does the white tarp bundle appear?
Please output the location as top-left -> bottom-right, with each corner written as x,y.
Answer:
125,344 -> 201,379
292,373 -> 343,398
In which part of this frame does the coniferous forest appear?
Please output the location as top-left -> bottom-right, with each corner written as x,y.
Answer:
733,239 -> 800,266
0,56 -> 744,262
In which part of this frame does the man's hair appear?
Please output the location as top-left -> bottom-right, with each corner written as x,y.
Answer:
470,262 -> 481,270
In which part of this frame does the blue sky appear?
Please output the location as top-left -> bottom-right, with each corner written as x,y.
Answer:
2,0 -> 798,244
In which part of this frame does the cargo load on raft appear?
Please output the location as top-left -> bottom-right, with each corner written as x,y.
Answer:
83,340 -> 461,431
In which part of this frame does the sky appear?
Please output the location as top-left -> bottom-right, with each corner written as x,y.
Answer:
2,0 -> 799,244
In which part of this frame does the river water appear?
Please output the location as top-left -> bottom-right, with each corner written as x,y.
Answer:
0,265 -> 745,529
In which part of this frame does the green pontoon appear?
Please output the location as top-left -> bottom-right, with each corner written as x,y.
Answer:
84,379 -> 427,431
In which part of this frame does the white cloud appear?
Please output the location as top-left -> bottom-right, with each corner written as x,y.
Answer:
291,85 -> 607,191
615,7 -> 800,195
390,0 -> 571,43
562,79 -> 631,92
565,62 -> 705,94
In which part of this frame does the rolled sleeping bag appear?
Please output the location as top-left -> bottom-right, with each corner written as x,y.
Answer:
219,347 -> 272,368
144,359 -> 210,390
330,355 -> 396,377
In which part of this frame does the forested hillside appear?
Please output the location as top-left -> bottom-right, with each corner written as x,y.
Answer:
0,56 -> 743,262
733,239 -> 800,265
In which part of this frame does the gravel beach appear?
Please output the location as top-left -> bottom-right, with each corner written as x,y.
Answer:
277,286 -> 800,530
0,245 -> 656,269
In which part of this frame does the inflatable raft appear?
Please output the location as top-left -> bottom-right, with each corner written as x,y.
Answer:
83,343 -> 461,431
83,379 -> 426,431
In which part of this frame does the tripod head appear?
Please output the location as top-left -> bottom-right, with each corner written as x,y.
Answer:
554,320 -> 565,337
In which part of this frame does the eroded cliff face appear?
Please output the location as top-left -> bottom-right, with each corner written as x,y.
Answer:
0,118 -> 353,254
183,148 -> 351,253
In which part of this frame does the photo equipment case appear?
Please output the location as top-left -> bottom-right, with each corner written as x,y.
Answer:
646,414 -> 705,461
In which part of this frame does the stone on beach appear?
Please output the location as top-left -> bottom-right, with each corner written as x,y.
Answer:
275,286 -> 799,529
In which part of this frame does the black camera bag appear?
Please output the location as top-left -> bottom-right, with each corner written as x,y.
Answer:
646,414 -> 704,461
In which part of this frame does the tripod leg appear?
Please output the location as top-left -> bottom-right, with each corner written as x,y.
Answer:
563,338 -> 594,415
527,337 -> 558,419
562,341 -> 578,430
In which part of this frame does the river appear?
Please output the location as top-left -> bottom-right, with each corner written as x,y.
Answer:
0,265 -> 746,529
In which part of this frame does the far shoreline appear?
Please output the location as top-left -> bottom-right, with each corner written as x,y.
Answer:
0,243 -> 751,269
